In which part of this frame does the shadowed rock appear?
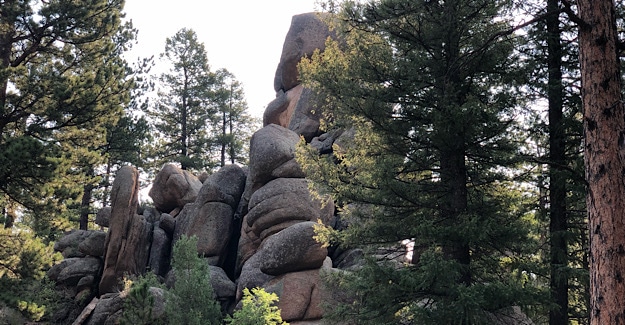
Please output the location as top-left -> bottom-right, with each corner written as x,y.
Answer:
173,165 -> 247,265
54,230 -> 106,258
47,257 -> 102,287
149,164 -> 202,213
99,166 -> 152,295
257,221 -> 327,276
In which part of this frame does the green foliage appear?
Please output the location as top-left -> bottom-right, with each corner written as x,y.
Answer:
225,287 -> 288,325
147,28 -> 219,171
0,227 -> 62,321
297,0 -> 543,323
146,28 -> 258,173
120,273 -> 164,325
212,68 -> 260,167
165,235 -> 222,325
0,0 -> 138,232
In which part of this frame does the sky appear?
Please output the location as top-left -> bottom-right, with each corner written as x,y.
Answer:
123,0 -> 320,119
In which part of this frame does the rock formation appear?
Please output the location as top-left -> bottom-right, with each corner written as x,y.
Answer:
46,12 -> 340,324
46,11 -> 529,325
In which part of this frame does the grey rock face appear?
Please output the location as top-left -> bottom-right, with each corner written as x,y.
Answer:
99,166 -> 152,294
54,230 -> 106,258
47,257 -> 102,287
149,164 -> 202,213
173,164 -> 247,265
257,221 -> 327,276
274,12 -> 334,93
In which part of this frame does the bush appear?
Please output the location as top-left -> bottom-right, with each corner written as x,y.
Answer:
226,287 -> 288,325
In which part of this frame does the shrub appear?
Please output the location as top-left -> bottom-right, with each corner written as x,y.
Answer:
226,287 -> 288,325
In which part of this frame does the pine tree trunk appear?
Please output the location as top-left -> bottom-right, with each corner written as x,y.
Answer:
577,1 -> 625,324
547,0 -> 568,323
440,146 -> 470,285
79,183 -> 93,230
221,109 -> 226,167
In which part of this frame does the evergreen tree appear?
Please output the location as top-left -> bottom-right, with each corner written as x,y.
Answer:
0,0 -> 136,233
213,68 -> 259,167
148,28 -> 218,172
298,1 -> 540,323
165,235 -> 222,325
519,0 -> 588,323
575,0 -> 625,324
0,226 -> 62,321
120,273 -> 164,325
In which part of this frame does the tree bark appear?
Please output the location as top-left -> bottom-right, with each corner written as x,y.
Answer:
577,0 -> 625,324
547,0 -> 568,323
79,183 -> 93,230
221,107 -> 226,167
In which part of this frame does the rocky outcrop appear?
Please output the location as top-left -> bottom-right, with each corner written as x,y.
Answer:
54,230 -> 106,258
266,12 -> 334,142
49,12 -> 343,325
273,12 -> 334,93
173,164 -> 246,266
99,166 -> 152,294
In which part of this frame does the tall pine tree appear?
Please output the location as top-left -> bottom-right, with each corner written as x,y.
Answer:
298,0 -> 540,323
212,68 -> 258,167
0,0 -> 136,233
575,0 -> 625,323
147,28 -> 217,172
519,0 -> 588,323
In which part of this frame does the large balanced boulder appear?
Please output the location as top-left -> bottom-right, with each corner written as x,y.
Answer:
274,12 -> 334,93
149,164 -> 202,213
99,166 -> 152,294
248,124 -> 304,188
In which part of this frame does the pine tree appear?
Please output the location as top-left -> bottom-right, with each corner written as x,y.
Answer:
0,0 -> 136,232
575,0 -> 625,324
298,1 -> 540,323
518,0 -> 588,323
148,28 -> 218,172
213,68 -> 259,167
165,235 -> 222,325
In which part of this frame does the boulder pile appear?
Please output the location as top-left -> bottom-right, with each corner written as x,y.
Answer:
47,12 -> 354,325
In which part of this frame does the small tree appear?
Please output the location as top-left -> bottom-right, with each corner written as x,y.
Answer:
165,235 -> 222,325
120,273 -> 163,325
226,287 -> 288,325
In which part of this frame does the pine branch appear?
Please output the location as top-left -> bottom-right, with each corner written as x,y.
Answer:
560,0 -> 590,29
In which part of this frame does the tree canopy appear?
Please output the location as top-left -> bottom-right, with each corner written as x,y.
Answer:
147,28 -> 257,173
298,0 -> 542,323
0,0 -> 136,230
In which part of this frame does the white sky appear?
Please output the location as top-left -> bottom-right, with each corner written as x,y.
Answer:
123,0 -> 320,119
